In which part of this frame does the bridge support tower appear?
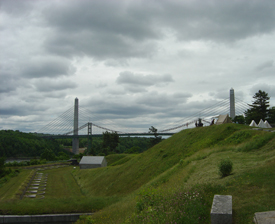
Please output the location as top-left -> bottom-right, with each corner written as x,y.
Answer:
230,88 -> 235,119
87,122 -> 93,155
72,98 -> 79,154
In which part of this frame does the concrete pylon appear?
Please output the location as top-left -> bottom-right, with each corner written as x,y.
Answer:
72,98 -> 79,154
230,88 -> 235,119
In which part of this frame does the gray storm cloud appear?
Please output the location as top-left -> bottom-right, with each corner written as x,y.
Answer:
116,72 -> 174,86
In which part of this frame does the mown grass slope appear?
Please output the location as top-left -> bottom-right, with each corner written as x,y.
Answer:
73,124 -> 275,223
73,124 -> 263,196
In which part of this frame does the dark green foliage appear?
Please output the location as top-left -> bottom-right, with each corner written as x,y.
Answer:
4,159 -> 47,167
148,126 -> 162,147
0,130 -> 64,158
218,158 -> 233,177
232,115 -> 245,124
268,106 -> 275,124
57,152 -> 70,160
245,90 -> 270,124
85,136 -> 151,155
40,149 -> 56,161
102,131 -> 120,154
0,157 -> 6,178
0,156 -> 21,180
125,146 -> 141,154
73,153 -> 84,160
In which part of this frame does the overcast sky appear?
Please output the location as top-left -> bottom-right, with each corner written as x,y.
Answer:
1,0 -> 275,133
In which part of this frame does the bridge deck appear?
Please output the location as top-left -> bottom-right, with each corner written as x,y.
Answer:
39,133 -> 175,139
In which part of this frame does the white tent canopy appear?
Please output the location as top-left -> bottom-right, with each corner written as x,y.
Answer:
216,114 -> 232,125
249,120 -> 257,127
258,119 -> 266,128
264,120 -> 272,128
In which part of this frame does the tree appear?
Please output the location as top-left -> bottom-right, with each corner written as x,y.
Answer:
149,126 -> 162,147
102,131 -> 120,154
232,115 -> 245,124
125,146 -> 141,154
245,90 -> 270,124
40,149 -> 56,161
268,107 -> 275,124
0,157 -> 6,178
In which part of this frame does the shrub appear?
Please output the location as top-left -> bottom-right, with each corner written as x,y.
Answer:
218,158 -> 233,177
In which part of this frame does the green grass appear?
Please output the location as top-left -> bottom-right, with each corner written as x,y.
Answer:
42,167 -> 83,198
0,169 -> 33,200
106,154 -> 128,166
106,154 -> 136,166
1,124 -> 275,223
0,197 -> 120,215
74,124 -> 275,223
0,166 -> 120,214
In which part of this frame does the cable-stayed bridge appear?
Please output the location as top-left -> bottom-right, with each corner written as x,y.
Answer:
37,90 -> 250,153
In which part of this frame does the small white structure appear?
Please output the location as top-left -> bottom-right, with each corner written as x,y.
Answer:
249,120 -> 257,127
79,156 -> 107,169
258,119 -> 266,128
264,120 -> 272,128
216,114 -> 232,125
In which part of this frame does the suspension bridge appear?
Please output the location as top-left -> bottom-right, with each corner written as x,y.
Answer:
37,89 -> 250,154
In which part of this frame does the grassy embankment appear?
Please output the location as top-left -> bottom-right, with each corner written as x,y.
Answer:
0,124 -> 275,223
74,124 -> 275,223
0,166 -> 120,214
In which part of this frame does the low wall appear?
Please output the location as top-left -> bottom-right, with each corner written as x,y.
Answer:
0,213 -> 92,224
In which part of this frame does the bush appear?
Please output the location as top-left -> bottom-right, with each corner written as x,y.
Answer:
218,158 -> 233,177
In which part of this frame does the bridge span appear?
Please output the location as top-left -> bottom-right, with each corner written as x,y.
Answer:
40,132 -> 175,139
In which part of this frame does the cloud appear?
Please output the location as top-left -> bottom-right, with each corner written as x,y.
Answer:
116,71 -> 174,86
255,60 -> 274,71
34,79 -> 77,92
0,72 -> 19,93
158,0 -> 275,42
44,0 -> 159,40
0,0 -> 34,16
250,84 -> 275,98
0,102 -> 48,116
41,0 -> 275,61
45,31 -> 156,60
136,92 -> 185,108
21,57 -> 76,78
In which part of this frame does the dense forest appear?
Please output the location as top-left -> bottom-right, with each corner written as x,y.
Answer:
0,130 -> 67,158
0,130 -> 157,158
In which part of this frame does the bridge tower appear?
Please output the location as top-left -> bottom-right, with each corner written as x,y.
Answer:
87,122 -> 93,155
72,98 -> 79,154
230,88 -> 235,119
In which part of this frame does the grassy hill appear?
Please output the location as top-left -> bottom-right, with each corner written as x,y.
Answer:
74,124 -> 275,223
1,124 -> 275,223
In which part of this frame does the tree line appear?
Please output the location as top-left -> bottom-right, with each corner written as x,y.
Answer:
58,131 -> 158,156
0,130 -> 72,158
233,90 -> 275,125
0,129 -> 161,160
